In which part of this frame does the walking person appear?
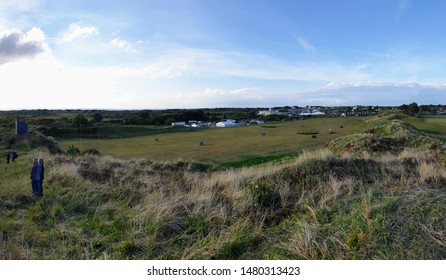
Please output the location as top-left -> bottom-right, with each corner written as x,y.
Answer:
38,158 -> 45,197
30,158 -> 41,196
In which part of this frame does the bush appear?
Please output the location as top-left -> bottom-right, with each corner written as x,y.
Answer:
82,148 -> 101,156
247,178 -> 280,208
66,145 -> 81,156
296,131 -> 319,135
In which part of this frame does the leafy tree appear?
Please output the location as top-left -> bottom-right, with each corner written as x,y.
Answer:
408,102 -> 419,116
400,102 -> 419,116
93,113 -> 103,123
164,117 -> 176,126
71,114 -> 89,127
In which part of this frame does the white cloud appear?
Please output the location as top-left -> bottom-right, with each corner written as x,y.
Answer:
0,27 -> 49,64
62,22 -> 98,42
0,52 -> 129,109
297,37 -> 316,51
123,47 -> 365,83
198,87 -> 264,100
141,87 -> 270,109
136,62 -> 194,78
2,48 -> 446,109
0,0 -> 43,28
111,38 -> 132,51
0,0 -> 42,13
299,82 -> 446,106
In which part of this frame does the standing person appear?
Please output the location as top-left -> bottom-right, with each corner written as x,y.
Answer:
6,152 -> 10,164
38,159 -> 45,197
30,158 -> 41,196
12,152 -> 18,162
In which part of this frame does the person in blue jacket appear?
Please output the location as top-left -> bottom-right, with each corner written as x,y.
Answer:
30,158 -> 41,196
38,158 -> 45,197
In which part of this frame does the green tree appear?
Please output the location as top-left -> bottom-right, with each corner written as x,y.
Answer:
93,113 -> 103,123
71,114 -> 89,127
408,102 -> 420,116
164,117 -> 176,126
400,102 -> 419,116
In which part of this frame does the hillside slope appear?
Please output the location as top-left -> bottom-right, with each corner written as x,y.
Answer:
1,115 -> 446,259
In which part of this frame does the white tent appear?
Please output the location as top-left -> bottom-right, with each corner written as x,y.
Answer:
216,119 -> 240,127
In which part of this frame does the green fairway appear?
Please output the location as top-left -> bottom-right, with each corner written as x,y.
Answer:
60,117 -> 367,162
409,115 -> 446,136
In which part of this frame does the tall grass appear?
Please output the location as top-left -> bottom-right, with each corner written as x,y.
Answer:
2,146 -> 446,259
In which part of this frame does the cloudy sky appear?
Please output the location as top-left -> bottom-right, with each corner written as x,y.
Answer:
1,0 -> 446,109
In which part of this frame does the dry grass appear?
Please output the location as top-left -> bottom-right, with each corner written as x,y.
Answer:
2,121 -> 446,259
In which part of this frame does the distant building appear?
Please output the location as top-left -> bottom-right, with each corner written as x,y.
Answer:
190,122 -> 204,128
258,108 -> 282,116
249,119 -> 265,125
172,122 -> 186,126
299,109 -> 325,116
216,119 -> 240,127
15,116 -> 28,134
437,108 -> 446,115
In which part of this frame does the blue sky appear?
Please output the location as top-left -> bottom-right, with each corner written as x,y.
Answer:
1,0 -> 446,109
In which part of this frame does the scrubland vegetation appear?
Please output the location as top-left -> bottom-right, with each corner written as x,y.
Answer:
1,112 -> 446,259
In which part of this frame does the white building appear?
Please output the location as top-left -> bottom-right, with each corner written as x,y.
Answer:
299,109 -> 325,116
258,108 -> 282,116
171,121 -> 186,126
216,119 -> 240,127
249,119 -> 265,125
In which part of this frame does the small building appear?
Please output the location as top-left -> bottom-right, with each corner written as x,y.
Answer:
310,110 -> 325,116
171,121 -> 186,127
216,119 -> 240,127
249,119 -> 265,125
15,116 -> 28,134
258,108 -> 282,116
437,108 -> 446,115
191,122 -> 204,128
299,109 -> 325,116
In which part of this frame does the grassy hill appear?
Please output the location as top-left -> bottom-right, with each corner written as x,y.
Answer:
1,114 -> 446,259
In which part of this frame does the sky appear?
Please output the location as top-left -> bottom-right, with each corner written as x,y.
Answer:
1,0 -> 446,109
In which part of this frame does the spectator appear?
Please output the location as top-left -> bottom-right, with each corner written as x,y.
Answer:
30,158 -> 41,196
38,159 -> 45,197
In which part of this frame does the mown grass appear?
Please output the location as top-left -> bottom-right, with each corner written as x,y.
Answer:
59,117 -> 366,162
54,125 -> 194,139
409,115 -> 446,137
221,152 -> 297,169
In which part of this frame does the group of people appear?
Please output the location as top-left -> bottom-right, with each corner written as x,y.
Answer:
30,158 -> 45,197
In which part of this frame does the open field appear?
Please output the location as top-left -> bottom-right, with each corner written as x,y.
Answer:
409,116 -> 446,137
59,117 -> 367,162
2,113 -> 446,259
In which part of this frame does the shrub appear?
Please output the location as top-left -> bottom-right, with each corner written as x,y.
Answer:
66,145 -> 81,156
247,178 -> 280,208
296,131 -> 319,135
82,148 -> 101,156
